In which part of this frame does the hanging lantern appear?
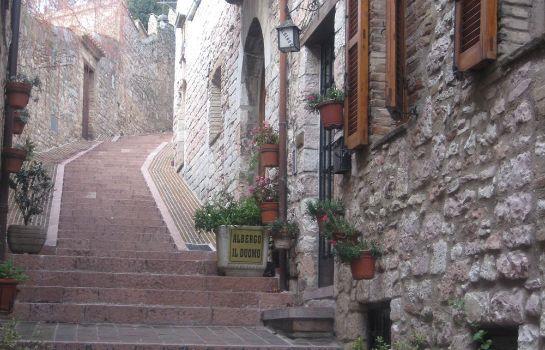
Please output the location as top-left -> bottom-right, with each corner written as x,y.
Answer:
276,18 -> 301,53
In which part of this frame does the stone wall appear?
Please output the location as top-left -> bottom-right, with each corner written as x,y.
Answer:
175,0 -> 545,348
16,1 -> 174,151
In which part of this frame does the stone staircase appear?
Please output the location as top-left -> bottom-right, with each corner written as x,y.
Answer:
3,135 -> 342,349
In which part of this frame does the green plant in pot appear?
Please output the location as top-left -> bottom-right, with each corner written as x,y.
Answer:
8,160 -> 53,254
323,216 -> 358,242
252,123 -> 280,168
333,239 -> 380,280
13,109 -> 30,135
267,219 -> 299,250
3,138 -> 35,174
251,175 -> 279,225
305,86 -> 345,129
305,199 -> 345,229
5,74 -> 41,109
0,260 -> 28,313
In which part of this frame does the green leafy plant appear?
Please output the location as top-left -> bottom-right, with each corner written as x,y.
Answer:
305,86 -> 345,112
194,191 -> 261,233
448,298 -> 465,311
0,260 -> 28,282
8,74 -> 41,89
0,319 -> 20,349
323,216 -> 358,240
128,0 -> 168,27
372,337 -> 390,350
305,199 -> 345,220
333,240 -> 380,264
267,219 -> 299,239
352,336 -> 364,350
473,330 -> 492,350
16,109 -> 30,124
9,161 -> 53,226
252,122 -> 279,147
14,139 -> 36,160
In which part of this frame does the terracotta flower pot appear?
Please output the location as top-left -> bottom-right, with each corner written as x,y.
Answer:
318,101 -> 343,129
350,251 -> 375,280
2,147 -> 27,173
259,144 -> 279,168
8,225 -> 46,254
13,112 -> 26,135
260,202 -> 279,224
5,81 -> 32,109
0,278 -> 18,313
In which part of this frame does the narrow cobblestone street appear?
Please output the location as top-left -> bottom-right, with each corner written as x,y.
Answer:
4,135 -> 338,349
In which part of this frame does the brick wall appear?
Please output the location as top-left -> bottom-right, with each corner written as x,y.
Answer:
17,1 -> 174,151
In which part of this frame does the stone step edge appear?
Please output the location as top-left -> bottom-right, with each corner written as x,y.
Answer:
12,255 -> 216,263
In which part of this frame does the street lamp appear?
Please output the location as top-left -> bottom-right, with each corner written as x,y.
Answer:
276,17 -> 300,53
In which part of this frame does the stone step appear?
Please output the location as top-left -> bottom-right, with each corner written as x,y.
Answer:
262,307 -> 335,339
56,238 -> 177,251
13,303 -> 263,326
12,323 -> 340,349
57,225 -> 169,235
57,216 -> 165,227
45,248 -> 216,260
23,270 -> 278,292
11,255 -> 216,275
56,231 -> 173,243
17,286 -> 294,309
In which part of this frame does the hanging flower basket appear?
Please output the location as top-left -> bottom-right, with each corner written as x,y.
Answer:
350,251 -> 376,280
13,110 -> 29,135
260,202 -> 279,224
2,147 -> 27,173
318,101 -> 344,129
0,279 -> 18,313
260,143 -> 279,168
5,81 -> 32,109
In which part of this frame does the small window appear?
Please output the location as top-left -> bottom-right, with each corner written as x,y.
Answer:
454,0 -> 498,71
386,0 -> 407,121
208,67 -> 223,145
474,327 -> 517,350
366,302 -> 391,349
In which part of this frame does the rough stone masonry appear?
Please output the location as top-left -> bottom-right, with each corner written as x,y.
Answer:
174,0 -> 545,348
16,0 -> 175,151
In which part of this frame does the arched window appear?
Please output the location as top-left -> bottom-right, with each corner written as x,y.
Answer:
208,67 -> 223,145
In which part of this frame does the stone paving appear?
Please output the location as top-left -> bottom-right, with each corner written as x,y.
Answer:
13,322 -> 340,349
148,141 -> 215,247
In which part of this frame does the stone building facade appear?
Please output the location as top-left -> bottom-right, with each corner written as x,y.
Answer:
174,0 -> 545,348
16,0 -> 174,151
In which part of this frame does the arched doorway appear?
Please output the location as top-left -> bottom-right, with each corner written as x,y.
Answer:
240,18 -> 265,185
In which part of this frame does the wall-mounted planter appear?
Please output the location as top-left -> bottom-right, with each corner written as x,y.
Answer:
216,225 -> 269,277
12,112 -> 27,135
350,251 -> 375,280
8,225 -> 46,254
5,81 -> 32,109
318,101 -> 343,129
0,279 -> 18,313
259,144 -> 279,168
260,201 -> 279,224
2,147 -> 27,173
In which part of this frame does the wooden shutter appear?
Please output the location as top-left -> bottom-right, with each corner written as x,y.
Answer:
344,0 -> 369,149
385,0 -> 407,120
455,0 -> 498,72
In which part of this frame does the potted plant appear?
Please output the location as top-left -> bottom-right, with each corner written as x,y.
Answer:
267,219 -> 299,250
2,139 -> 35,174
305,86 -> 345,129
12,109 -> 29,135
5,74 -> 41,109
252,123 -> 280,168
0,260 -> 28,313
251,175 -> 279,224
305,199 -> 345,229
323,216 -> 359,242
8,161 -> 53,254
333,240 -> 380,280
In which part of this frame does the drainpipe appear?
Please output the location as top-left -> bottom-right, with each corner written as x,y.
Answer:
0,0 -> 22,261
278,0 -> 288,291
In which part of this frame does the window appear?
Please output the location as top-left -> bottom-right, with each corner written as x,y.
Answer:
344,0 -> 369,149
366,302 -> 391,349
208,67 -> 223,145
476,327 -> 517,350
455,0 -> 498,72
386,0 -> 407,121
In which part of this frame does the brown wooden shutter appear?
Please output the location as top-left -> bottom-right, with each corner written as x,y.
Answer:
344,0 -> 369,149
455,0 -> 498,72
385,0 -> 407,120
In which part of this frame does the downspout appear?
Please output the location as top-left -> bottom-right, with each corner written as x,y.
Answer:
278,0 -> 288,291
0,0 -> 22,261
